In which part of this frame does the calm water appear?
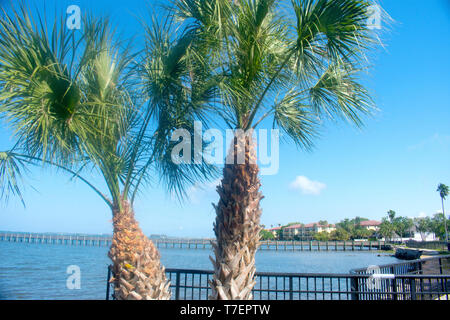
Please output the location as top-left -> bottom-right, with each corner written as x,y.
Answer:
0,241 -> 400,299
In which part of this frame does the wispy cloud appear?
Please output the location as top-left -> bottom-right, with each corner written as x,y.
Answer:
289,176 -> 326,196
407,133 -> 450,151
186,178 -> 221,204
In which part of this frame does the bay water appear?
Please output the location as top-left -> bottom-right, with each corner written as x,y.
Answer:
0,241 -> 399,299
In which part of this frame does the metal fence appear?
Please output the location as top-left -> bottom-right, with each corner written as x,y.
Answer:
106,255 -> 450,301
165,269 -> 360,300
351,274 -> 449,300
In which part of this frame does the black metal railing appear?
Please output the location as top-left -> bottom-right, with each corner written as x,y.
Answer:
106,255 -> 450,301
106,268 -> 450,301
350,274 -> 449,300
164,270 -> 360,300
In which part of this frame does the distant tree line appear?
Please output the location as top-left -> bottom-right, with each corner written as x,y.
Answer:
378,210 -> 448,242
260,211 -> 449,242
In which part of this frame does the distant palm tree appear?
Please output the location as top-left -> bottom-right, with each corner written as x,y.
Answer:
437,183 -> 449,242
170,0 -> 384,299
0,4 -> 214,299
414,217 -> 431,241
387,210 -> 396,222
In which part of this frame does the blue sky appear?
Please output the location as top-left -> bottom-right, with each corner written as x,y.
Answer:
0,0 -> 449,238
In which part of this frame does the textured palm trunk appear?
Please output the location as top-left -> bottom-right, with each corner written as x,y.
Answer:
442,198 -> 448,242
108,199 -> 171,300
210,133 -> 263,300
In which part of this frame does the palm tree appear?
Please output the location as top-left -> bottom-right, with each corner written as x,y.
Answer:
437,183 -> 449,242
379,217 -> 394,242
169,0 -> 384,299
414,217 -> 431,241
384,210 -> 397,241
0,4 -> 215,300
387,210 -> 396,222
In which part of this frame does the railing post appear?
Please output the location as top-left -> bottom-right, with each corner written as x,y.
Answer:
410,278 -> 417,300
106,266 -> 112,300
391,266 -> 397,300
350,277 -> 359,301
175,271 -> 181,300
289,276 -> 294,300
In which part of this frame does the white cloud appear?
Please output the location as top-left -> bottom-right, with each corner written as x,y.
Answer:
289,176 -> 326,196
418,212 -> 427,218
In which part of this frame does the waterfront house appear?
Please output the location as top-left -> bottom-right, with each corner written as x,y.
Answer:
359,220 -> 381,231
268,227 -> 282,239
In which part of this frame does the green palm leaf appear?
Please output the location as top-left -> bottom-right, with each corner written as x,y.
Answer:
0,4 -> 81,164
0,151 -> 28,206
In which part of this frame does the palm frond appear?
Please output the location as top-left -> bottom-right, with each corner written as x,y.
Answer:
0,151 -> 28,206
138,14 -> 220,200
0,3 -> 138,207
272,89 -> 319,149
437,183 -> 449,200
154,122 -> 219,201
291,0 -> 377,68
308,62 -> 375,127
0,2 -> 82,164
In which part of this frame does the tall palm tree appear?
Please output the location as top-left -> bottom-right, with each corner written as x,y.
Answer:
0,4 -> 215,300
168,0 -> 385,299
387,209 -> 396,222
437,183 -> 449,242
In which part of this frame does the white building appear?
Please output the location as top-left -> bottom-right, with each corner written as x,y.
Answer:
282,223 -> 336,240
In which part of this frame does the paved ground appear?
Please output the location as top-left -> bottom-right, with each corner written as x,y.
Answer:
419,256 -> 450,274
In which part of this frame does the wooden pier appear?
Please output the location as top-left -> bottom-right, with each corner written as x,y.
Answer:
0,232 -> 385,251
0,232 -> 113,246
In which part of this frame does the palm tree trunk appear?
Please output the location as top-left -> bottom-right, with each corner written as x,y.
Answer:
442,197 -> 448,242
108,199 -> 171,300
210,133 -> 263,300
